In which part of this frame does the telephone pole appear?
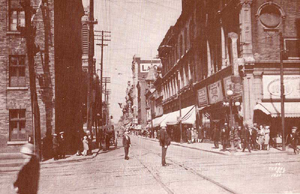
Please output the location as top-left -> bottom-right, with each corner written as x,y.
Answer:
87,0 -> 97,134
279,32 -> 285,151
20,0 -> 41,159
95,30 -> 110,143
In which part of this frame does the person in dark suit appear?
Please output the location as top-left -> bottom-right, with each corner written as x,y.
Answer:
58,131 -> 66,159
122,131 -> 131,160
52,134 -> 59,160
14,143 -> 40,194
243,125 -> 251,153
159,122 -> 171,166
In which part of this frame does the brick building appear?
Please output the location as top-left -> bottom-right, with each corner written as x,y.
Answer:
0,0 -> 84,153
156,0 -> 300,142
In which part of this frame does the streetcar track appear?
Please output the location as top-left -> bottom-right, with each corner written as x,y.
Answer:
132,145 -> 238,194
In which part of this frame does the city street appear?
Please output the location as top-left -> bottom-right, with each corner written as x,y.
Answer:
1,135 -> 300,194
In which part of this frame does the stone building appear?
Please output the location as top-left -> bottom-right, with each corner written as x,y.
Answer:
157,0 -> 300,141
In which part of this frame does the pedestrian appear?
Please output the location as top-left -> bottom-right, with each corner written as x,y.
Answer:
105,131 -> 110,151
264,126 -> 270,151
123,131 -> 131,160
59,131 -> 66,159
220,127 -> 227,151
242,125 -> 251,153
194,128 -> 198,143
159,122 -> 171,166
52,133 -> 59,160
212,126 -> 219,148
257,125 -> 265,150
82,136 -> 89,156
290,126 -> 299,154
13,143 -> 40,194
251,124 -> 258,150
187,128 -> 191,143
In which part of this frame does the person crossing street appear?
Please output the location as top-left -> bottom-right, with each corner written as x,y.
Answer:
159,122 -> 171,166
123,131 -> 131,160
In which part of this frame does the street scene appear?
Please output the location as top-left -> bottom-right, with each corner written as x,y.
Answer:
1,135 -> 300,194
0,0 -> 300,193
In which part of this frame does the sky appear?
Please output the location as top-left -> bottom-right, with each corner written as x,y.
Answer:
88,0 -> 182,123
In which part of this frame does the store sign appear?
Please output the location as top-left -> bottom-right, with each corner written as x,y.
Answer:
223,76 -> 242,97
140,63 -> 158,73
197,87 -> 208,107
263,75 -> 300,99
208,80 -> 224,104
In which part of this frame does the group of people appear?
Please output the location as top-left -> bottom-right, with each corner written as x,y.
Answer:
211,123 -> 272,153
186,127 -> 199,143
52,131 -> 66,160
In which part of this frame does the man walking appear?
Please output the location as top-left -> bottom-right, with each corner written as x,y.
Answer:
14,143 -> 40,194
122,131 -> 131,160
159,122 -> 171,166
243,125 -> 251,153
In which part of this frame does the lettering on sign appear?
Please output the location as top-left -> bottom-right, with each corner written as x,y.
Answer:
197,87 -> 208,107
263,75 -> 300,99
208,80 -> 224,104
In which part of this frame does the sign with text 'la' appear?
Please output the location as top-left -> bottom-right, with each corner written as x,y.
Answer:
263,75 -> 300,99
140,63 -> 152,73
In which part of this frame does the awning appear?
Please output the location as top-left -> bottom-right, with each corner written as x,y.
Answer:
165,105 -> 195,125
153,114 -> 168,128
182,106 -> 196,124
254,102 -> 300,118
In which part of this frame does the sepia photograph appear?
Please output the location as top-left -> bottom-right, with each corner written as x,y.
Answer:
0,0 -> 300,193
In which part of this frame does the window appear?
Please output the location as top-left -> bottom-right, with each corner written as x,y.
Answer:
9,109 -> 27,141
257,3 -> 283,30
284,38 -> 300,60
9,9 -> 25,31
9,55 -> 26,87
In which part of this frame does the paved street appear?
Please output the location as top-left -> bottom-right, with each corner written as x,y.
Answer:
1,136 -> 300,194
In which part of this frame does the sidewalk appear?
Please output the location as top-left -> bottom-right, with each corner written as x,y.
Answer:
138,136 -> 289,156
0,148 -> 102,169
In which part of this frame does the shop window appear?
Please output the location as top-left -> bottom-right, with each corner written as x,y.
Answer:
284,38 -> 300,60
9,55 -> 26,87
257,3 -> 284,30
9,109 -> 27,141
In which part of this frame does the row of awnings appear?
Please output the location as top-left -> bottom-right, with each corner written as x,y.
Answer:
254,102 -> 300,118
152,105 -> 196,127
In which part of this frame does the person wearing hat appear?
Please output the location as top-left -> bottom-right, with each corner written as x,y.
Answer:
58,131 -> 66,159
159,122 -> 171,166
14,143 -> 40,194
52,133 -> 59,160
122,131 -> 131,160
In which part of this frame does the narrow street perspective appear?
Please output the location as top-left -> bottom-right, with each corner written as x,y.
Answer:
0,0 -> 300,193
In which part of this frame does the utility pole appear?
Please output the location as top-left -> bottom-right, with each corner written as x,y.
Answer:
87,0 -> 97,135
95,30 -> 110,146
279,32 -> 285,151
20,0 -> 41,159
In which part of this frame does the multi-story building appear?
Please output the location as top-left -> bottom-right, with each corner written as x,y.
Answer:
157,0 -> 300,142
131,55 -> 161,129
0,0 -> 84,153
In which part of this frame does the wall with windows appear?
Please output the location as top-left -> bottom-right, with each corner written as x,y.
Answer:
0,0 -> 55,151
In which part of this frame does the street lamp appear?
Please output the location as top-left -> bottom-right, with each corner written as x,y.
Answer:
226,89 -> 234,129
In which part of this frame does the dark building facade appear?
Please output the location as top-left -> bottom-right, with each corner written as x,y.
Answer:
157,0 -> 300,141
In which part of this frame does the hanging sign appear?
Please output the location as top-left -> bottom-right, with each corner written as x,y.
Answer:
197,87 -> 208,107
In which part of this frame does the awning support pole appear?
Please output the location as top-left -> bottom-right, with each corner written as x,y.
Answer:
279,32 -> 285,151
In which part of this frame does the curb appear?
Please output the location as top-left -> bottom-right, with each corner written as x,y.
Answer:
137,136 -> 288,156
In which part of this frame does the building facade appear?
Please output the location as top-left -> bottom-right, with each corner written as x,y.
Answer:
0,0 -> 55,152
157,0 -> 300,141
0,0 -> 84,153
131,55 -> 161,128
